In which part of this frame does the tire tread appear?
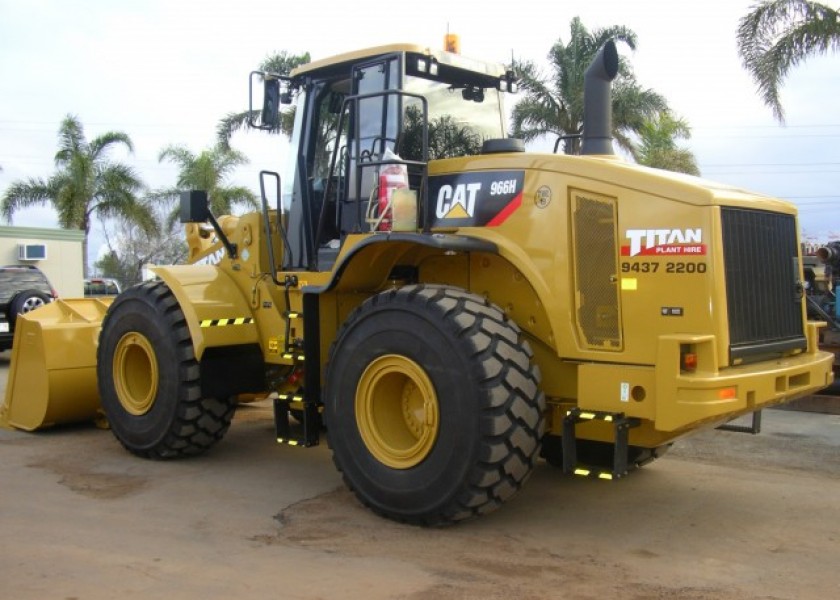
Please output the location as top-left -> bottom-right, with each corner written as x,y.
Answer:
99,280 -> 236,460
327,284 -> 545,525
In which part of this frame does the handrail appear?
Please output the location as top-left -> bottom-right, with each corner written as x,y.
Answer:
315,89 -> 430,268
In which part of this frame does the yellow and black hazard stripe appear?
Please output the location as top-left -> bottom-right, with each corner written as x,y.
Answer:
199,317 -> 254,328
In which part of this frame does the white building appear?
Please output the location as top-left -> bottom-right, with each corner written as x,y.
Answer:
0,225 -> 84,297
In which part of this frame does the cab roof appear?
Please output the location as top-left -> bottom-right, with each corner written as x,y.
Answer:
290,43 -> 507,81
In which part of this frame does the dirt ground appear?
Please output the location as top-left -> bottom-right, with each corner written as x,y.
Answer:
1,356 -> 839,599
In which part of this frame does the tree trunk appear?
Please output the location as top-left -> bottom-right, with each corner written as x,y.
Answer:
82,234 -> 89,279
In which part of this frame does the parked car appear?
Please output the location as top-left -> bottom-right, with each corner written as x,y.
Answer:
0,265 -> 57,351
83,278 -> 121,297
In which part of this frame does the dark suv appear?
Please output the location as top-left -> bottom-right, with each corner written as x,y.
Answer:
0,265 -> 57,351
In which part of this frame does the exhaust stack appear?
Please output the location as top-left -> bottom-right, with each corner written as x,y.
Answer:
817,241 -> 840,267
581,40 -> 619,156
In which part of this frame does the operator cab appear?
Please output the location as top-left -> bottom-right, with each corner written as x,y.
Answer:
254,44 -> 517,271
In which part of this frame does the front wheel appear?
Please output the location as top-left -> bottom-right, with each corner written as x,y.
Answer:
325,285 -> 545,525
97,281 -> 236,459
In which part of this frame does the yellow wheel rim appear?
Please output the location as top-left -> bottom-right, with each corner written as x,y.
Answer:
113,332 -> 159,416
355,354 -> 439,469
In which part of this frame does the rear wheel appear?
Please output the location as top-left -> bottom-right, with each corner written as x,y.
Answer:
97,280 -> 236,459
325,285 -> 545,525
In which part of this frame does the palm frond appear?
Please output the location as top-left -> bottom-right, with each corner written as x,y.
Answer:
90,132 -> 134,159
56,114 -> 84,163
1,177 -> 56,222
212,186 -> 258,215
217,110 -> 258,149
634,112 -> 700,175
146,187 -> 182,205
97,196 -> 158,236
259,50 -> 311,75
511,98 -> 569,141
158,145 -> 195,169
593,25 -> 638,52
612,82 -> 669,132
737,0 -> 840,122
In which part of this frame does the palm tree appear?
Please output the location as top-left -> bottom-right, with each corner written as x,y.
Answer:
635,113 -> 701,176
737,0 -> 840,122
155,144 -> 258,218
511,17 -> 669,155
1,114 -> 153,276
217,50 -> 311,147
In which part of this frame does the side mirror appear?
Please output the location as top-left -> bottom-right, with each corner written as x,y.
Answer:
249,72 -> 293,130
261,79 -> 281,129
179,190 -> 238,259
180,190 -> 211,223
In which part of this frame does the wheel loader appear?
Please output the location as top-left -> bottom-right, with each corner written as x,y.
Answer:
1,40 -> 834,525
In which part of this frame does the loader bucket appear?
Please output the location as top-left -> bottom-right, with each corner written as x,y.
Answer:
0,298 -> 113,431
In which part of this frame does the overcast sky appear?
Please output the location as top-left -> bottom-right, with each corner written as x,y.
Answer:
1,0 -> 838,269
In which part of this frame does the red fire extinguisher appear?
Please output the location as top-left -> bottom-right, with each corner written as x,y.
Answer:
368,148 -> 408,231
377,169 -> 407,231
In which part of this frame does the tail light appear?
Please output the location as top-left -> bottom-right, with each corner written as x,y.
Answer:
680,345 -> 697,372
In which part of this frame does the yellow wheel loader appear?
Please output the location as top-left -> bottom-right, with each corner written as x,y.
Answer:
2,41 -> 834,525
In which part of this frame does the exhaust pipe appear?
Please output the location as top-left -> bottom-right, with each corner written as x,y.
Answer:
581,40 -> 619,156
817,241 -> 840,267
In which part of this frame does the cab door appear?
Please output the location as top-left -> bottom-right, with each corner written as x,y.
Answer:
339,55 -> 402,234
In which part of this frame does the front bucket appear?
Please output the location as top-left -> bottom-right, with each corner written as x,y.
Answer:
0,298 -> 113,431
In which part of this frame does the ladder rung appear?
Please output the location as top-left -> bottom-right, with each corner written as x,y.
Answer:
562,408 -> 640,480
273,395 -> 320,448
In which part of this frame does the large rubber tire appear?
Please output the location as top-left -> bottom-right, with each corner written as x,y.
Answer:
97,280 -> 236,459
324,284 -> 545,525
9,289 -> 50,326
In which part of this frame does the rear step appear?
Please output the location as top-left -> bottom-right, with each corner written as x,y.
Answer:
273,392 -> 320,447
562,408 -> 640,480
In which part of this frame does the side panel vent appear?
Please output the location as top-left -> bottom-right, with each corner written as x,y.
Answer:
571,189 -> 622,350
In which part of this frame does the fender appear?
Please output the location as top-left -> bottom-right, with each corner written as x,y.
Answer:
150,265 -> 265,398
149,265 -> 260,361
303,232 -> 498,293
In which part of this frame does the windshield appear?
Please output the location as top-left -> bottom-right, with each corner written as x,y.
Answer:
401,74 -> 505,160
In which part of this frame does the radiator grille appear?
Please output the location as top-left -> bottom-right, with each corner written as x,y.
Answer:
573,191 -> 621,350
721,207 -> 805,363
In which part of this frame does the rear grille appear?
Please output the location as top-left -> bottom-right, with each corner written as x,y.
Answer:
721,207 -> 805,363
